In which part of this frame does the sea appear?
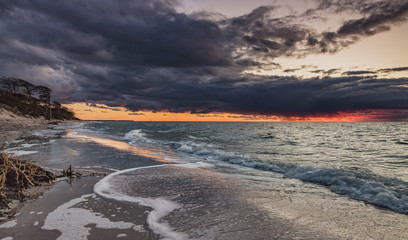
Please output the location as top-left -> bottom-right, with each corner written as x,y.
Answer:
4,121 -> 408,239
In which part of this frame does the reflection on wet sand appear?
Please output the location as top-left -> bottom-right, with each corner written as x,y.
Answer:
65,131 -> 173,164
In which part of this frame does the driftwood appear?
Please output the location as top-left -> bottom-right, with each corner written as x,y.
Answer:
0,152 -> 55,207
0,152 -> 110,221
62,164 -> 74,177
60,164 -> 83,178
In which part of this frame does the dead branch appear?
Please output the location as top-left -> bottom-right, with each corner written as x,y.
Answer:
0,152 -> 55,204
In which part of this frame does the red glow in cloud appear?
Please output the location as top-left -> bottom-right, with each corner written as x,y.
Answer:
298,110 -> 408,122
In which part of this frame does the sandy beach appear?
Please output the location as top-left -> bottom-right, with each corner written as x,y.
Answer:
1,120 -> 408,240
0,108 -> 52,149
0,117 -> 163,240
0,176 -> 158,240
0,111 -> 81,234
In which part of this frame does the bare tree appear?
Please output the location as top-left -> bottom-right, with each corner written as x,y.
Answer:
33,85 -> 52,119
52,101 -> 62,108
18,79 -> 34,97
0,77 -> 20,93
33,86 -> 52,105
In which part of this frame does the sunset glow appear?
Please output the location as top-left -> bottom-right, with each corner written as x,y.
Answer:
66,102 -> 407,122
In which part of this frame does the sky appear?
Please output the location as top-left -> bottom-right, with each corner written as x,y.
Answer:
0,0 -> 407,121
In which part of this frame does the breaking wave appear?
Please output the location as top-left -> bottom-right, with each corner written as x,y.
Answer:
124,128 -> 408,215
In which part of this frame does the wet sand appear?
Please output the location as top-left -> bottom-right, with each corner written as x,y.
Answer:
0,107 -> 79,149
0,176 -> 158,240
0,119 -> 48,149
0,108 -> 62,149
109,164 -> 408,240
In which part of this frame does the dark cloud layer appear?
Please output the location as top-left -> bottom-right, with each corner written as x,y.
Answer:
379,67 -> 408,73
0,0 -> 407,120
226,0 -> 408,56
81,72 -> 408,116
342,67 -> 408,76
1,0 -> 231,68
342,70 -> 377,76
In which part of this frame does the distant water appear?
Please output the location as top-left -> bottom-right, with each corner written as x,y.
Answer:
6,121 -> 408,239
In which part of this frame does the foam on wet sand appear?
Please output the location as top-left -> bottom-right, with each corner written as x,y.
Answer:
42,194 -> 139,240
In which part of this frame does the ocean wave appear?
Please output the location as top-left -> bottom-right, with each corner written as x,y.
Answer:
286,166 -> 408,214
124,129 -> 154,144
122,128 -> 408,215
170,139 -> 408,215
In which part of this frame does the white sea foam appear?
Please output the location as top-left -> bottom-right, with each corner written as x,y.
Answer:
215,151 -> 408,214
286,165 -> 408,214
18,141 -> 54,148
177,144 -> 194,153
20,143 -> 40,148
4,138 -> 55,156
33,128 -> 64,137
174,142 -> 284,172
1,237 -> 13,240
0,219 -> 17,229
94,165 -> 189,240
177,162 -> 214,169
4,150 -> 38,156
133,225 -> 144,232
78,165 -> 119,172
42,193 -> 137,240
124,129 -> 152,143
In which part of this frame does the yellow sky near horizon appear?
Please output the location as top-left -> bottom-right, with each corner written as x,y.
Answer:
66,102 -> 383,122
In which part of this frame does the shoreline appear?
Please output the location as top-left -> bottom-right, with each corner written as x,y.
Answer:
0,176 -> 158,240
0,118 -> 161,240
0,119 -> 49,150
0,119 -> 161,239
1,120 -> 408,239
0,108 -> 71,149
0,111 -> 80,222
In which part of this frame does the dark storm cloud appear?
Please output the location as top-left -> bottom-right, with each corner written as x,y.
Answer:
342,70 -> 377,76
336,1 -> 408,36
74,69 -> 408,117
223,7 -> 315,57
0,0 -> 231,68
341,67 -> 408,76
86,102 -> 121,111
283,68 -> 300,73
378,67 -> 408,73
0,0 -> 407,119
282,65 -> 318,73
311,68 -> 341,75
227,0 -> 408,56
